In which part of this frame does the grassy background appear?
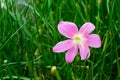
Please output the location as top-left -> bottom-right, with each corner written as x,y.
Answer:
0,0 -> 120,80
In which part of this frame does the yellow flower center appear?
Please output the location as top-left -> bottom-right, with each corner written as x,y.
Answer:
74,35 -> 81,43
73,34 -> 85,47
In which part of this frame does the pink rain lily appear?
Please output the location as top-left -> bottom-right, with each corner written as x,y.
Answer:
53,21 -> 101,63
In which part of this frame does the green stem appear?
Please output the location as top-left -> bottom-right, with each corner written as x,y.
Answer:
116,44 -> 120,78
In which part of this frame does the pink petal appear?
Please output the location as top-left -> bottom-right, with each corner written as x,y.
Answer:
58,21 -> 78,38
79,44 -> 90,60
53,40 -> 73,53
79,22 -> 95,35
87,34 -> 101,48
65,46 -> 78,63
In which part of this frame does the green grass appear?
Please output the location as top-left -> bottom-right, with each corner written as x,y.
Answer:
0,0 -> 120,80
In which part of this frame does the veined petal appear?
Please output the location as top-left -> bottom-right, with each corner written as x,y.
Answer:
87,34 -> 101,48
53,40 -> 73,53
79,22 -> 95,35
65,46 -> 78,63
79,44 -> 90,60
58,21 -> 78,38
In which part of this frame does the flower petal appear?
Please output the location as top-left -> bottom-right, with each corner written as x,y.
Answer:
79,22 -> 95,35
58,21 -> 78,38
79,44 -> 90,60
53,40 -> 73,53
65,46 -> 78,63
87,34 -> 101,48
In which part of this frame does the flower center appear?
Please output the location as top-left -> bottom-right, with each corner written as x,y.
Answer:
73,34 -> 85,45
74,35 -> 81,42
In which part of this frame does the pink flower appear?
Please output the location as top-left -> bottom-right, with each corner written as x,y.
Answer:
53,21 -> 101,63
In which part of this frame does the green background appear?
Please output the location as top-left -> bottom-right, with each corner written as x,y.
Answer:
0,0 -> 120,80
